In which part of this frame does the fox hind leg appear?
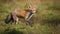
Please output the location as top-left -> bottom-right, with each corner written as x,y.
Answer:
12,15 -> 18,24
15,17 -> 18,24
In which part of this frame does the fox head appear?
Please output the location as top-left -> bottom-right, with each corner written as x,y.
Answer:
25,5 -> 37,21
28,5 -> 37,13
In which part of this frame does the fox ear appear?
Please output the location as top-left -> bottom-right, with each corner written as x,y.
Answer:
28,5 -> 31,8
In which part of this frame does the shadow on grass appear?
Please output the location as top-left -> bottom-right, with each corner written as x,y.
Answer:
40,17 -> 60,26
2,28 -> 24,34
29,15 -> 60,26
47,18 -> 60,25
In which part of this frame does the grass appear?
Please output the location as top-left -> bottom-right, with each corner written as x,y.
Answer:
0,0 -> 60,34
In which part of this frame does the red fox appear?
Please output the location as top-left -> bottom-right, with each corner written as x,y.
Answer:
5,6 -> 37,25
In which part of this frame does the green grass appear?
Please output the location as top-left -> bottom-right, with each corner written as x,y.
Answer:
0,0 -> 60,34
47,5 -> 60,10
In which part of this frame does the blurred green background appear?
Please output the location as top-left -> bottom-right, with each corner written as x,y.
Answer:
0,0 -> 60,34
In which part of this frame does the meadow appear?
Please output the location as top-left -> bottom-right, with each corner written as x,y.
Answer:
0,0 -> 60,34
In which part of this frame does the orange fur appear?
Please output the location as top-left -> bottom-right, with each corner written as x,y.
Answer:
5,6 -> 37,25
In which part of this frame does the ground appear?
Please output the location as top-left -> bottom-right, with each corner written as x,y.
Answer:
0,0 -> 60,34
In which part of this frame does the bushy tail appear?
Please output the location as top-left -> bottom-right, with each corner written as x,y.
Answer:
5,13 -> 12,24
